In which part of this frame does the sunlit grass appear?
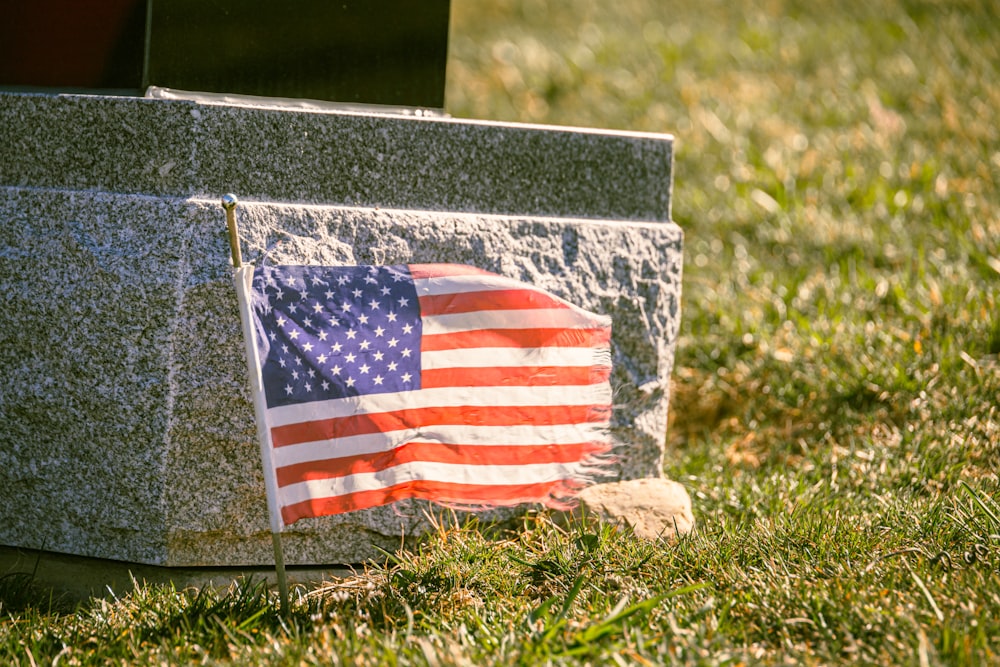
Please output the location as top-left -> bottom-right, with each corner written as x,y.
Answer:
3,0 -> 999,663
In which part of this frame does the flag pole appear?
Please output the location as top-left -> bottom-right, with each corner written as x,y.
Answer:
223,194 -> 291,612
224,193 -> 243,268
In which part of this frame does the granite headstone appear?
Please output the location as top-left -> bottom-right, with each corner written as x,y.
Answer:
0,91 -> 682,566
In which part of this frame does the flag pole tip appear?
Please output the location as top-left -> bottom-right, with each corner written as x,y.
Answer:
222,193 -> 239,210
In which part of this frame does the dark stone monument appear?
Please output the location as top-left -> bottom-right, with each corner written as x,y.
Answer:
0,0 -> 450,108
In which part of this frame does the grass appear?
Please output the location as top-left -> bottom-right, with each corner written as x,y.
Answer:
3,0 -> 999,663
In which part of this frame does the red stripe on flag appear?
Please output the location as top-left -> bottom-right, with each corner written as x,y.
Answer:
408,264 -> 495,280
421,365 -> 611,388
421,327 -> 611,351
275,441 -> 607,487
271,403 -> 607,448
280,479 -> 570,523
419,288 -> 569,316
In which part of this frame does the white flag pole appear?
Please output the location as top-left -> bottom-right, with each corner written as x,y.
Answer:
224,194 -> 290,611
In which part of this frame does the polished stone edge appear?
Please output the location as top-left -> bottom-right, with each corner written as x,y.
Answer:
0,91 -> 673,221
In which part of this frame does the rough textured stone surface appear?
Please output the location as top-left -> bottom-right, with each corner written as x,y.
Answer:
575,478 -> 695,541
0,91 -> 682,566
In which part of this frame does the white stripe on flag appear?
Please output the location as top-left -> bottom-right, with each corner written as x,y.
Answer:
414,273 -> 546,296
422,309 -> 606,334
264,383 -> 612,429
271,422 -> 609,468
421,346 -> 600,369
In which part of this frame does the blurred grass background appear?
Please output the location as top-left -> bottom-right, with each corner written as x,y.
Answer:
443,1 -> 1000,661
3,1 -> 999,664
448,0 -> 999,486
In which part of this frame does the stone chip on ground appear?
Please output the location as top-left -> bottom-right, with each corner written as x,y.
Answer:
575,478 -> 695,541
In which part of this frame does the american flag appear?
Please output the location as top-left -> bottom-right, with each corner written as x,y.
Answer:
238,263 -> 612,527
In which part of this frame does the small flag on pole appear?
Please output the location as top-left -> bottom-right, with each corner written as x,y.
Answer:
235,262 -> 613,528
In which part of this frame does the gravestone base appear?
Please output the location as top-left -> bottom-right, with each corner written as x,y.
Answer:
0,92 -> 682,567
0,544 -> 354,605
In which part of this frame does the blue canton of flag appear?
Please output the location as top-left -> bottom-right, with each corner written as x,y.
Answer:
250,265 -> 423,409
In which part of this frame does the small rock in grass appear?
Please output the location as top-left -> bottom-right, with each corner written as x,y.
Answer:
576,478 -> 694,541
